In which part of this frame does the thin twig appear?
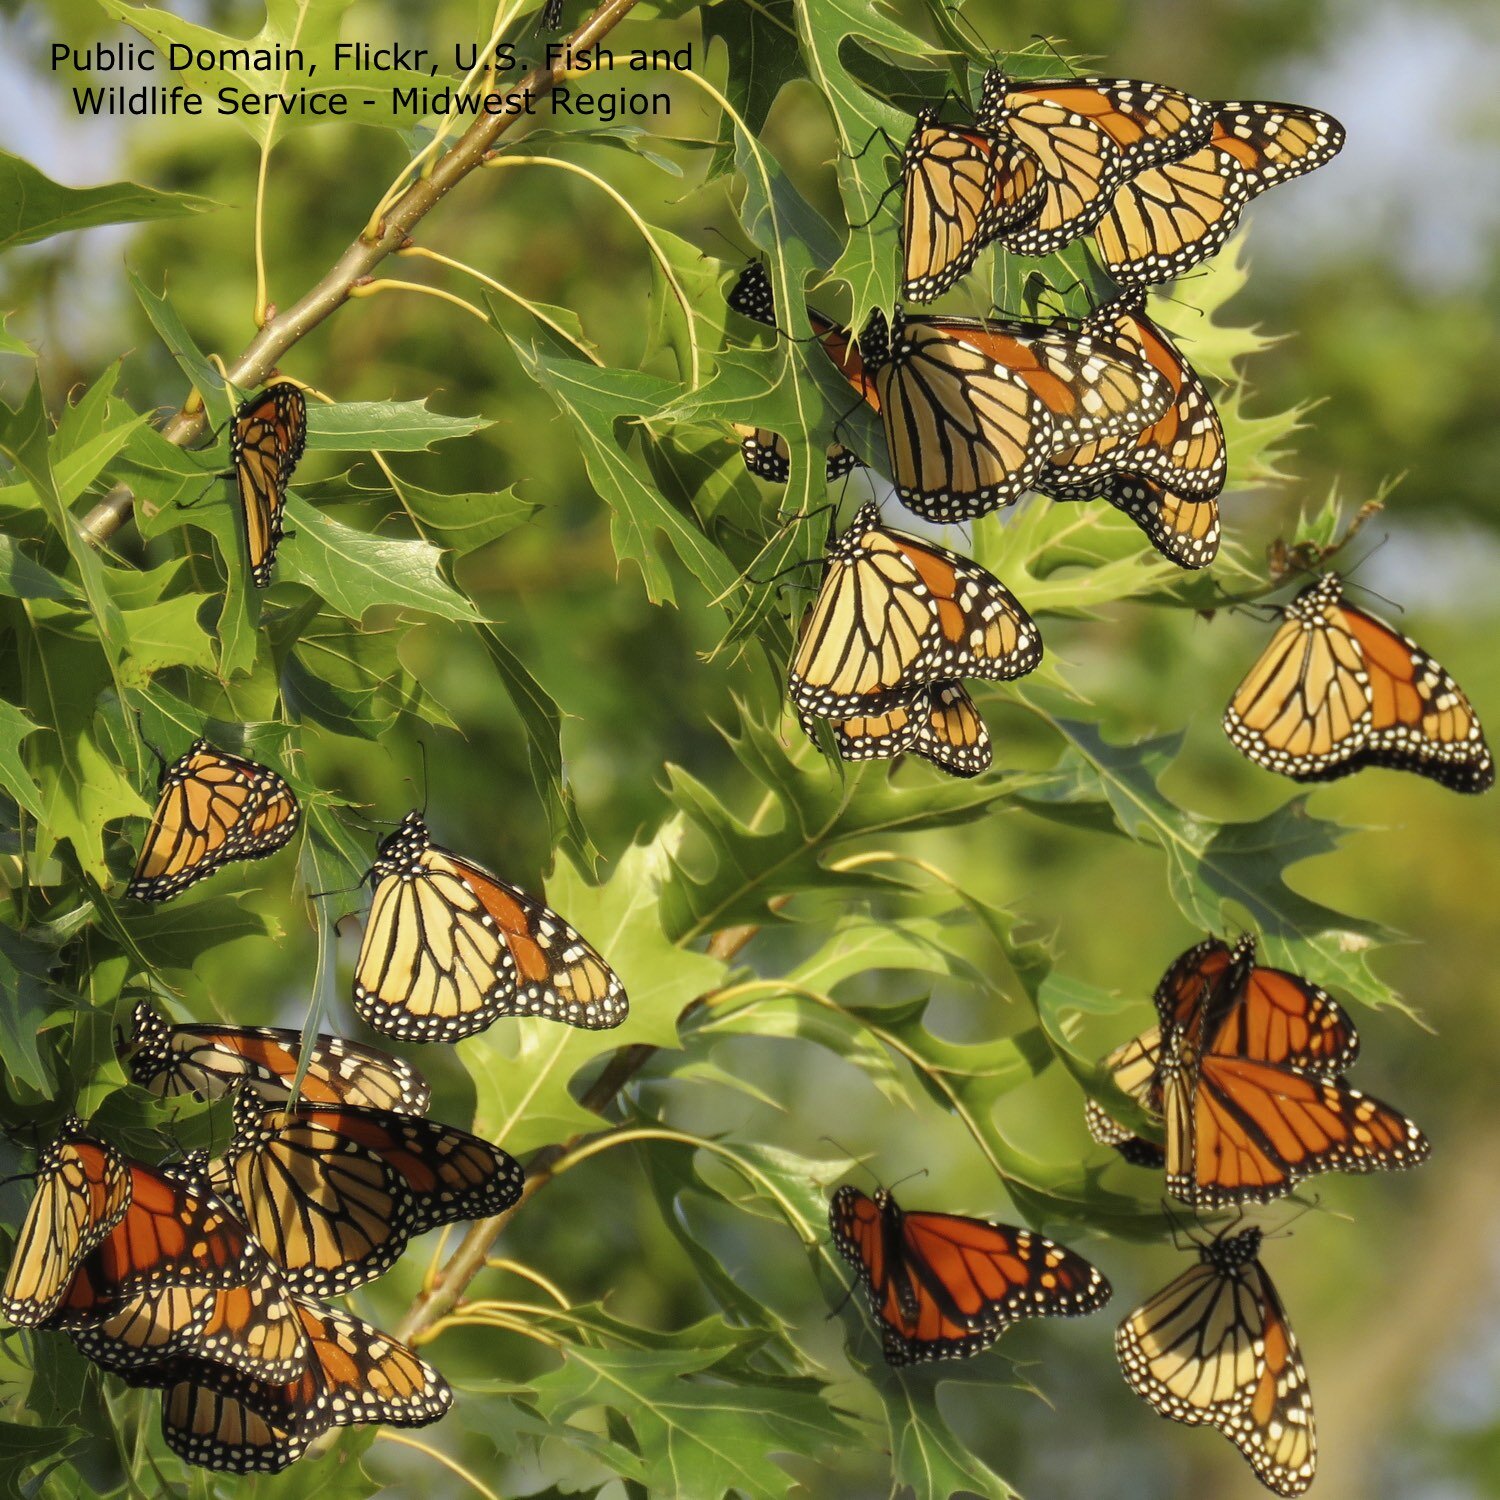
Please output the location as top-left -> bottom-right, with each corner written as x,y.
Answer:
78,0 -> 644,548
395,918 -> 761,1344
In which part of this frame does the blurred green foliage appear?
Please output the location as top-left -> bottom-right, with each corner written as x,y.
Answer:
1,0 -> 1497,1497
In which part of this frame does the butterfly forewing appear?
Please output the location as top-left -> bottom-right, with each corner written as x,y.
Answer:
901,109 -> 1043,301
1,1123 -> 131,1326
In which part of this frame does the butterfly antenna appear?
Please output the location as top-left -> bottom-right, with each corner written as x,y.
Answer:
1265,1194 -> 1322,1240
415,739 -> 430,818
1030,33 -> 1076,74
132,712 -> 170,772
945,5 -> 998,64
702,225 -> 759,264
884,1166 -> 929,1196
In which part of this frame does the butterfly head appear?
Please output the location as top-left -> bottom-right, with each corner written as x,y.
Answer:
727,263 -> 776,328
857,309 -> 893,368
976,68 -> 1008,123
373,812 -> 433,877
123,1000 -> 171,1073
1201,1224 -> 1263,1270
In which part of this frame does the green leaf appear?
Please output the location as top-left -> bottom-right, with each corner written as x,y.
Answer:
0,148 -> 215,254
660,708 -> 1017,945
526,1322 -> 856,1498
478,625 -> 596,869
505,339 -> 740,608
882,1377 -> 1020,1500
285,616 -> 437,739
0,701 -> 46,819
386,474 -> 536,556
128,271 -> 228,416
0,538 -> 76,602
1018,715 -> 1398,1007
279,494 -> 481,623
0,314 -> 35,358
303,399 -> 494,452
701,0 -> 802,179
470,829 -> 724,1156
790,0 -> 929,322
0,925 -> 61,1090
116,595 -> 217,684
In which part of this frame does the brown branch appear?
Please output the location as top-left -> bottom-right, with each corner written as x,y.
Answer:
396,920 -> 763,1345
78,0 -> 642,548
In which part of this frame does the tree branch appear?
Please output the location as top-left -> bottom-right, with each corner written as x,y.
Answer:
79,0 -> 642,548
396,920 -> 763,1345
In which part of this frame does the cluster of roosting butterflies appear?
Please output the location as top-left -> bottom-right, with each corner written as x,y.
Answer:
725,61 -> 1494,1498
9,55 -> 1491,1497
1,740 -> 630,1471
728,66 -> 1494,795
831,931 -> 1431,1496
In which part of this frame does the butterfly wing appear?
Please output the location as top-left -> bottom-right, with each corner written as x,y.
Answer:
789,504 -> 1041,718
1333,596 -> 1494,792
217,1097 -> 523,1296
874,320 -> 1054,519
1165,1050 -> 1429,1208
1207,963 -> 1360,1075
901,110 -> 1042,301
142,1298 -> 449,1473
1092,100 -> 1343,286
1044,299 -> 1225,499
988,73 -> 1213,257
1223,576 -> 1374,781
798,692 -> 924,765
1117,1237 -> 1316,1496
1085,1025 -> 1166,1166
1,1126 -> 131,1326
128,742 -> 299,902
910,681 -> 993,777
126,1001 -> 432,1114
231,382 -> 306,589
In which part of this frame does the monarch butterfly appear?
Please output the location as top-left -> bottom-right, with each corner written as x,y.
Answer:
121,1298 -> 450,1473
352,811 -> 626,1043
1093,101 -> 1345,286
788,503 -> 1040,721
205,1094 -> 524,1296
900,105 -> 1043,300
983,70 -> 1214,259
1224,573 -> 1495,793
726,264 -> 865,483
799,680 -> 993,778
231,381 -> 306,588
1157,936 -> 1424,1206
127,740 -> 299,902
1041,294 -> 1226,502
1086,935 -> 1361,1163
124,1000 -> 432,1115
858,306 -> 1172,519
1117,1225 -> 1315,1496
1,1120 -> 130,1327
829,1184 -> 1110,1365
